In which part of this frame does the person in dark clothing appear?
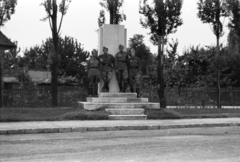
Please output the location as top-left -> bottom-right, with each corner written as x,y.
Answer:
115,44 -> 129,92
128,48 -> 141,98
86,49 -> 101,97
98,47 -> 115,92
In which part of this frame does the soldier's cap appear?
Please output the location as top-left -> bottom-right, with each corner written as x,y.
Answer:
119,44 -> 124,48
103,46 -> 108,51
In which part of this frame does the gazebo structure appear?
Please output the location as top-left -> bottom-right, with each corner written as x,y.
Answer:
0,31 -> 16,107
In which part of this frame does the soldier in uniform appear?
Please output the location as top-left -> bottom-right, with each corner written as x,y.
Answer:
115,44 -> 129,92
128,48 -> 141,98
98,47 -> 115,92
86,49 -> 101,97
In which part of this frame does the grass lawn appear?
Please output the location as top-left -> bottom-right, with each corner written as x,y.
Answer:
0,107 -> 108,122
1,107 -> 240,122
146,108 -> 240,119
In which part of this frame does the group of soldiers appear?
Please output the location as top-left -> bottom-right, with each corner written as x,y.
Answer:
86,44 -> 141,98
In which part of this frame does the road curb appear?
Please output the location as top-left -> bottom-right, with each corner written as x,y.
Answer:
0,122 -> 240,135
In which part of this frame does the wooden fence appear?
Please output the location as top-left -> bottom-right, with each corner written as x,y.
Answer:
142,87 -> 240,107
2,87 -> 240,108
3,87 -> 87,108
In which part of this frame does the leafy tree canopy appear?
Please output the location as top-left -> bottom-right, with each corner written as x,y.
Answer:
226,0 -> 240,39
128,34 -> 153,75
4,41 -> 21,69
22,36 -> 89,85
197,0 -> 228,39
0,0 -> 17,27
98,0 -> 126,26
139,0 -> 183,45
227,29 -> 240,55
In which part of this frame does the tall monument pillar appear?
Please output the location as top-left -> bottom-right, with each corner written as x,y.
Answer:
98,24 -> 127,93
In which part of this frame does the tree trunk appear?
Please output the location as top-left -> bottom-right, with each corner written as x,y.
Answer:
51,0 -> 59,107
216,36 -> 221,109
110,10 -> 113,24
0,49 -> 3,108
51,47 -> 58,107
157,35 -> 166,108
215,0 -> 221,109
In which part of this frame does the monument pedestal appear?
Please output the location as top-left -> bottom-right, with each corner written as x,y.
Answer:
98,24 -> 127,93
79,93 -> 160,120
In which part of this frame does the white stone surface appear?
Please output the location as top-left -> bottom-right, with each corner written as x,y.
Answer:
98,24 -> 127,93
98,92 -> 137,98
79,102 -> 160,110
108,115 -> 147,120
81,92 -> 160,111
106,108 -> 145,115
87,97 -> 149,103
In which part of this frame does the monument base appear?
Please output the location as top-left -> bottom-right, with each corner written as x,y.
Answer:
78,93 -> 160,120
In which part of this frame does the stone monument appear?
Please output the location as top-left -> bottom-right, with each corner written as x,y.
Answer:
98,24 -> 127,93
79,24 -> 160,120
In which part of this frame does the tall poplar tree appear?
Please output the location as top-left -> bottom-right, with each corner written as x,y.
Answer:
41,0 -> 71,107
139,0 -> 183,108
197,0 -> 228,108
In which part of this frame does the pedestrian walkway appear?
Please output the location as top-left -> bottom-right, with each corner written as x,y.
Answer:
0,118 -> 240,135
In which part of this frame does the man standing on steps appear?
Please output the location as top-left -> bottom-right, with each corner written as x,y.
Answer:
86,49 -> 101,97
128,48 -> 141,98
98,47 -> 115,92
115,44 -> 129,92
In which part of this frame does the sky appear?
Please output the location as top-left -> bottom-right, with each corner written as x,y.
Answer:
1,0 -> 230,55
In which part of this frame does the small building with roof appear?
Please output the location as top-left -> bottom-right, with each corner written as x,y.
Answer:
0,31 -> 16,107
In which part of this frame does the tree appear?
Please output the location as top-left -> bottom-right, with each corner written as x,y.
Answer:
197,0 -> 228,108
98,9 -> 106,27
57,36 -> 89,78
0,0 -> 17,27
22,45 -> 44,70
226,0 -> 240,38
128,34 -> 153,75
23,36 -> 89,86
181,46 -> 217,88
164,39 -> 179,88
41,0 -> 71,107
4,41 -> 20,69
227,29 -> 240,55
98,0 -> 126,26
224,54 -> 240,87
139,0 -> 183,108
226,0 -> 240,55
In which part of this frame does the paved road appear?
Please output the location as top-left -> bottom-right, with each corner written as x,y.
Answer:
1,127 -> 240,162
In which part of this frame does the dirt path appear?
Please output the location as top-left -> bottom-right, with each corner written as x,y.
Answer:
1,127 -> 240,162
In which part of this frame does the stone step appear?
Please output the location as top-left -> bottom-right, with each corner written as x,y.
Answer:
79,102 -> 160,110
109,115 -> 147,120
87,97 -> 148,103
106,108 -> 145,115
98,93 -> 137,98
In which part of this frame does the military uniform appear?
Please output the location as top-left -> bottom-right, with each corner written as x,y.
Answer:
115,51 -> 129,92
98,53 -> 115,92
86,56 -> 101,97
128,55 -> 141,97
